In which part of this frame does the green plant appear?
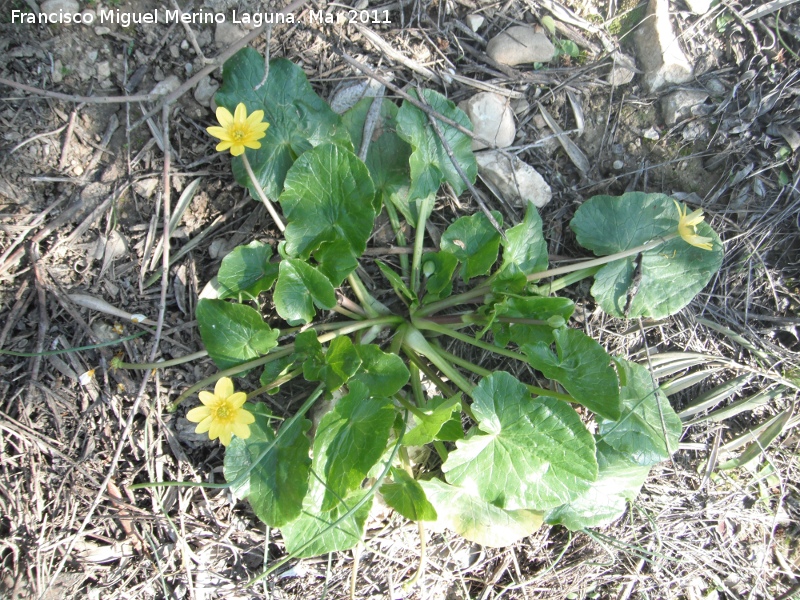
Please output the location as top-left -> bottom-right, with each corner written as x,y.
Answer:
126,48 -> 724,581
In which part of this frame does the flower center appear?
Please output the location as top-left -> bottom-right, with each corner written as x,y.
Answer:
232,128 -> 246,141
215,404 -> 231,420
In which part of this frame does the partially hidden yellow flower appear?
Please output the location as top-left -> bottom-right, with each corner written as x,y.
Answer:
674,200 -> 713,251
206,102 -> 269,157
187,377 -> 254,446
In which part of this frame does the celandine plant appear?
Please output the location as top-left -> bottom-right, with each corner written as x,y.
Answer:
130,48 -> 723,580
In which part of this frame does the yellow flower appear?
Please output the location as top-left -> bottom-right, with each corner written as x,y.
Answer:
207,103 -> 269,157
674,200 -> 713,251
186,377 -> 254,446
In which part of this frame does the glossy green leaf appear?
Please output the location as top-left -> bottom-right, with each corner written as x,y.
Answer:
216,51 -> 352,200
440,212 -> 503,282
196,299 -> 279,370
259,355 -> 296,390
380,468 -> 437,521
442,372 -> 597,511
597,359 -> 682,467
420,478 -> 543,547
324,336 -> 362,392
314,381 -> 395,510
274,258 -> 336,326
376,260 -> 415,303
570,192 -> 723,318
294,329 -> 325,382
403,394 -> 462,446
342,98 -> 412,217
522,328 -> 621,420
279,143 -> 376,262
315,239 -> 358,287
353,344 -> 410,397
421,251 -> 458,303
223,402 -> 273,499
545,441 -> 651,531
281,485 -> 372,558
491,296 -> 575,348
501,205 -> 549,275
224,405 -> 311,527
217,241 -> 278,299
396,88 -> 476,201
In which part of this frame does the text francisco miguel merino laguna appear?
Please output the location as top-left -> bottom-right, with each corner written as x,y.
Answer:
8,8 -> 358,27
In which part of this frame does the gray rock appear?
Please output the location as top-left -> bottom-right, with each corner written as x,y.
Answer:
194,76 -> 219,108
466,14 -> 485,32
150,75 -> 181,96
643,127 -> 661,140
458,92 -> 516,150
215,22 -> 246,48
661,89 -> 708,125
96,60 -> 111,82
476,151 -> 552,208
40,0 -> 79,15
633,0 -> 694,92
608,52 -> 637,86
685,0 -> 713,14
486,26 -> 555,66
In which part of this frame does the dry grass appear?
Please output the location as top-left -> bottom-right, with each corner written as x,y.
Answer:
1,0 -> 799,598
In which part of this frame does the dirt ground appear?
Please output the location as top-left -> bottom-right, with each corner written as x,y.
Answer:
1,0 -> 799,598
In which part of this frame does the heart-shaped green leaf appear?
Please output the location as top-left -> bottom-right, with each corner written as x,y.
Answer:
597,359 -> 682,466
570,192 -> 723,318
442,372 -> 597,511
314,381 -> 395,510
352,344 -> 410,397
274,258 -> 336,325
224,404 -> 311,527
403,395 -> 462,446
441,211 -> 503,282
196,299 -> 279,370
279,143 -> 376,262
491,296 -> 575,348
380,468 -> 437,522
396,89 -> 476,202
522,328 -> 621,420
215,50 -> 352,200
217,241 -> 278,299
420,478 -> 543,547
545,441 -> 651,531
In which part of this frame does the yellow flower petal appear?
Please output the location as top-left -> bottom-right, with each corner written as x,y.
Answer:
242,140 -> 262,150
235,409 -> 255,424
218,429 -> 233,446
227,392 -> 248,409
674,200 -> 713,251
208,421 -> 221,440
234,102 -> 247,125
215,106 -> 234,128
206,125 -> 232,141
194,415 -> 213,434
215,377 -> 234,399
198,391 -> 217,406
231,422 -> 251,440
186,405 -> 211,423
229,144 -> 245,156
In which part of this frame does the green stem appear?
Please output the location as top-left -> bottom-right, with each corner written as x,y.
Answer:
402,326 -> 473,396
168,315 -> 402,411
434,344 -> 574,402
403,350 -> 456,399
383,200 -> 410,278
347,272 -> 390,317
0,331 -> 146,357
246,366 -> 303,399
241,152 -> 285,232
529,265 -> 602,296
410,195 -> 434,295
416,234 -> 677,317
113,350 -> 207,370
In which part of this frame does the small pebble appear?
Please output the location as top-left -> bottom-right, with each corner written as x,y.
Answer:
612,160 -> 624,170
180,39 -> 189,50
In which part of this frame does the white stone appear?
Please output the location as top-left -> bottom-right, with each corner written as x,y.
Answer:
685,0 -> 713,14
133,178 -> 159,198
215,22 -> 246,48
633,0 -> 694,92
643,127 -> 660,140
150,75 -> 181,96
193,76 -> 219,108
40,0 -> 79,15
458,92 -> 516,150
608,52 -> 637,86
486,26 -> 555,66
476,151 -> 552,208
661,89 -> 708,125
96,60 -> 111,82
613,160 -> 624,170
466,14 -> 485,32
